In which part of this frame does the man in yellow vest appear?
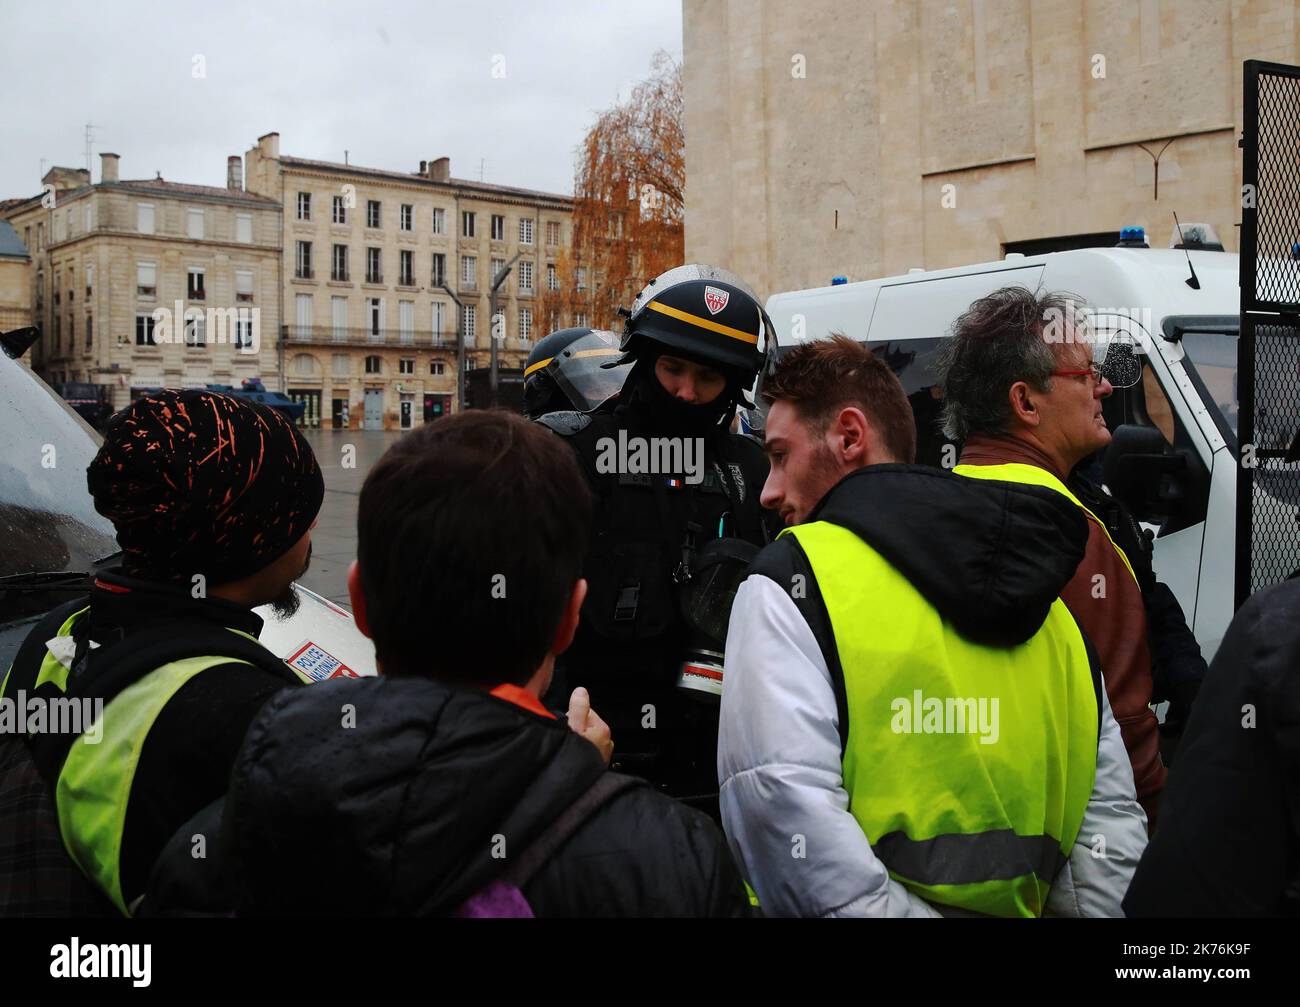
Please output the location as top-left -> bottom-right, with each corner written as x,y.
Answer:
936,287 -> 1207,832
718,335 -> 1147,917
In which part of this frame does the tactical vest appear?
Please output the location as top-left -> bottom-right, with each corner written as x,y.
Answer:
785,520 -> 1100,918
2,598 -> 302,914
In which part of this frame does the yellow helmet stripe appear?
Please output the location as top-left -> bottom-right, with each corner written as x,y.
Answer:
523,356 -> 554,378
645,300 -> 758,345
569,347 -> 622,360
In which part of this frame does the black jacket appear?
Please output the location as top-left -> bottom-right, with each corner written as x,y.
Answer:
1124,578 -> 1300,917
219,676 -> 752,917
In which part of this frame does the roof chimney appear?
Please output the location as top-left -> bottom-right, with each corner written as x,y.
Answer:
257,131 -> 280,159
430,157 -> 450,182
419,159 -> 428,174
100,152 -> 119,183
227,155 -> 243,190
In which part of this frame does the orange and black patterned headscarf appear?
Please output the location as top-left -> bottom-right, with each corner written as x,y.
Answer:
87,390 -> 324,585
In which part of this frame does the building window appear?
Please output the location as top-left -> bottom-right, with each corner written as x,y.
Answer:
430,360 -> 445,376
137,203 -> 155,235
67,313 -> 74,347
399,357 -> 414,375
187,267 -> 205,300
331,296 -> 348,341
491,214 -> 504,241
367,200 -> 381,228
546,220 -> 560,246
431,252 -> 446,287
519,218 -> 534,245
296,241 -> 313,279
463,303 -> 477,342
332,195 -> 347,224
295,293 -> 313,335
519,307 -> 532,344
399,249 -> 414,286
332,244 -> 349,282
400,204 -> 413,231
576,267 -> 587,291
135,313 -> 157,346
399,300 -> 414,343
432,207 -> 445,235
53,314 -> 60,351
187,208 -> 204,239
236,213 -> 253,243
234,308 -> 256,349
332,352 -> 349,376
365,355 -> 381,374
54,271 -> 60,306
85,202 -> 96,232
460,255 -> 477,288
35,269 -> 43,309
137,262 -> 157,298
297,192 -> 312,221
85,263 -> 94,297
367,297 -> 383,337
85,313 -> 93,347
366,247 -> 382,284
518,260 -> 533,293
185,311 -> 206,347
235,270 -> 254,303
432,300 -> 446,342
547,263 -> 558,291
461,211 -> 475,238
490,258 -> 505,286
575,312 -> 588,328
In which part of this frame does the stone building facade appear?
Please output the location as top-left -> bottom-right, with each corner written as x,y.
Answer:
0,218 -> 32,335
683,0 -> 1299,299
243,132 -> 574,429
3,154 -> 281,408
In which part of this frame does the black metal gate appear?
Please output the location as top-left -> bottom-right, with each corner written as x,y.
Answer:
1236,60 -> 1300,607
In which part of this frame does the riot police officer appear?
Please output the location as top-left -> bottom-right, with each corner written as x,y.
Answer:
522,327 -> 628,419
539,265 -> 777,816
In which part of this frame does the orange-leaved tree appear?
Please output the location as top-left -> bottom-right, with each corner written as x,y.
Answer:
542,50 -> 685,337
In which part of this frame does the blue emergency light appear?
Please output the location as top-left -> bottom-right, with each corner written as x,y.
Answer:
1117,226 -> 1148,248
831,276 -> 848,286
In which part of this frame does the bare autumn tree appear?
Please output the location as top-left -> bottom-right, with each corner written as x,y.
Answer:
542,51 -> 685,335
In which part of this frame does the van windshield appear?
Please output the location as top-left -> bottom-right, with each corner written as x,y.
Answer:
0,357 -> 119,579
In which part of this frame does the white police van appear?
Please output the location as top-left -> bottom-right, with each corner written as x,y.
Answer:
765,233 -> 1244,660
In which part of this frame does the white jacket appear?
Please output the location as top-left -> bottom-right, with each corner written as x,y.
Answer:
718,574 -> 1149,918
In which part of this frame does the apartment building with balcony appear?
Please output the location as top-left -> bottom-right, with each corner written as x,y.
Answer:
244,131 -> 573,429
2,154 -> 281,409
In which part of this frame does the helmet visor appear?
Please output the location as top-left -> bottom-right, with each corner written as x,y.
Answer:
547,331 -> 631,411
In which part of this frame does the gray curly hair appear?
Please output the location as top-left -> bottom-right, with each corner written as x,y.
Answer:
935,286 -> 1086,441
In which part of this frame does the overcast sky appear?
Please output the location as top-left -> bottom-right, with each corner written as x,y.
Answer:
0,0 -> 682,199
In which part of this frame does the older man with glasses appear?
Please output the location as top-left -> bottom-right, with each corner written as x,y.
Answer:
937,286 -> 1207,834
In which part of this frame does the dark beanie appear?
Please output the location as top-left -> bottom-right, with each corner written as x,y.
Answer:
87,389 -> 324,585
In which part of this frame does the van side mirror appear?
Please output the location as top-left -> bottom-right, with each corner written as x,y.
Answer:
1103,423 -> 1187,525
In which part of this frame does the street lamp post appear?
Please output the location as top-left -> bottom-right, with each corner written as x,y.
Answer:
438,281 -> 465,412
489,252 -> 523,408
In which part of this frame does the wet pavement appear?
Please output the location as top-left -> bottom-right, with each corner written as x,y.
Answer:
297,428 -> 406,609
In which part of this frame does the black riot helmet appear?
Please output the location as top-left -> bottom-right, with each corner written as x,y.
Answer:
522,327 -> 627,418
618,265 -> 773,389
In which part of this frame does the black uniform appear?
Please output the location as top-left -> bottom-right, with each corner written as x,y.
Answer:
546,376 -> 772,808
